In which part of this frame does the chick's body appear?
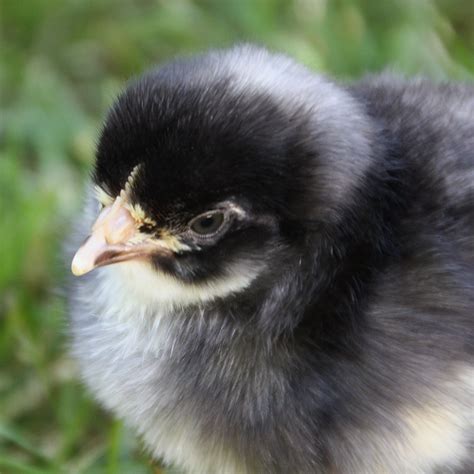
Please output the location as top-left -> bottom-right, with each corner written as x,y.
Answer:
69,46 -> 474,474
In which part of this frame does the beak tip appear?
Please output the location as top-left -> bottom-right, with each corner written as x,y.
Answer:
71,254 -> 93,276
71,264 -> 84,277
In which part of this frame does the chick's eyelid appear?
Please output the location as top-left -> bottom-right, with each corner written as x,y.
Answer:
189,209 -> 226,226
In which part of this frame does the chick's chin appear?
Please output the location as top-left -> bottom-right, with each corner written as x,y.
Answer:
94,249 -> 265,310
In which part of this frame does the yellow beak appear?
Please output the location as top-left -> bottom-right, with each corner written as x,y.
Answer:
71,196 -> 168,276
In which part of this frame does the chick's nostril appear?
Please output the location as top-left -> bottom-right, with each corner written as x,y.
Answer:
105,208 -> 136,244
101,202 -> 136,244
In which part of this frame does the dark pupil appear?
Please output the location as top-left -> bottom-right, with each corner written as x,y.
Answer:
200,216 -> 215,229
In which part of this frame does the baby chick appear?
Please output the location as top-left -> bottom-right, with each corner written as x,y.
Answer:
68,45 -> 473,474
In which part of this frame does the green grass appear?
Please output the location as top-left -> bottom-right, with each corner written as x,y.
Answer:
1,0 -> 473,472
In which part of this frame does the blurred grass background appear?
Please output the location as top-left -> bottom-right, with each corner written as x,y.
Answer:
1,0 -> 473,472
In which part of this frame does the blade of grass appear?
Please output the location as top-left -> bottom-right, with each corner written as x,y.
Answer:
106,419 -> 122,474
0,455 -> 55,474
0,424 -> 52,464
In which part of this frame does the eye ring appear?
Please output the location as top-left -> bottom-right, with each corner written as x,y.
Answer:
188,210 -> 227,237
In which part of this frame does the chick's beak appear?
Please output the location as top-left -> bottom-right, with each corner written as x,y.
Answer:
71,196 -> 163,276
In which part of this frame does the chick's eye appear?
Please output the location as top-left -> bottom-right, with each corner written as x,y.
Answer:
189,211 -> 225,236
